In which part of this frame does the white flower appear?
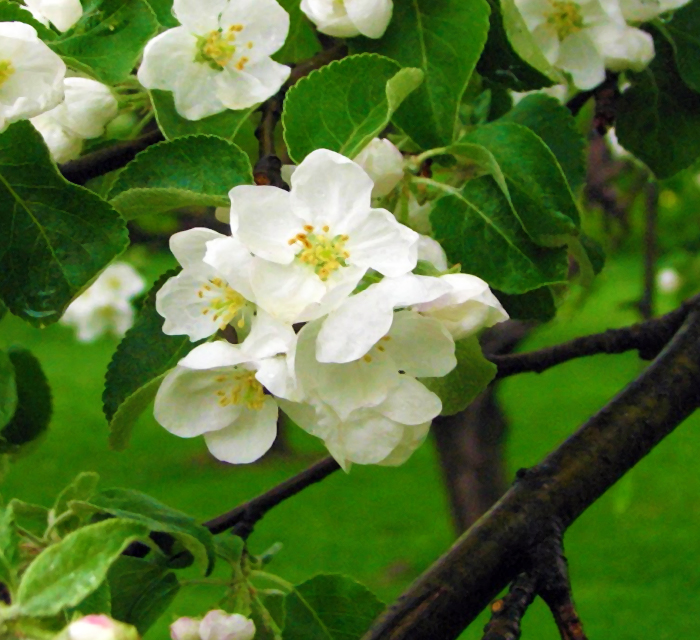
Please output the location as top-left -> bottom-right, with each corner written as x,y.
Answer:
300,0 -> 393,39
0,22 -> 65,132
61,263 -> 145,342
137,0 -> 291,120
154,312 -> 296,464
515,0 -> 652,88
417,234 -> 448,272
171,617 -> 201,640
64,615 -> 138,640
619,0 -> 690,21
657,268 -> 681,293
354,138 -> 404,198
31,77 -> 118,163
200,611 -> 256,640
24,0 -> 82,32
213,149 -> 419,324
156,228 -> 256,342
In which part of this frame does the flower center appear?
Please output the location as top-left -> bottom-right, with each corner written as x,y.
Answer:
215,369 -> 265,410
0,60 -> 14,88
546,1 -> 584,40
198,277 -> 249,329
288,224 -> 350,281
195,25 -> 244,69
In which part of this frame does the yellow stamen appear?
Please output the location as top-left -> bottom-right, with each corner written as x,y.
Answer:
0,60 -> 14,88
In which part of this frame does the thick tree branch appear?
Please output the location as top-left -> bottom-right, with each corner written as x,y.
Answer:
363,300 -> 700,640
489,294 -> 698,379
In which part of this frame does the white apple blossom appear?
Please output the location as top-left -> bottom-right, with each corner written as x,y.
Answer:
515,0 -> 653,88
171,618 -> 201,640
354,138 -> 404,198
24,0 -> 82,32
417,234 -> 448,272
170,612 -> 256,640
31,77 -> 118,163
300,0 -> 393,39
619,0 -> 690,21
61,262 -> 145,342
0,22 -> 66,132
154,311 -> 297,464
156,228 -> 256,342
213,149 -> 419,324
137,0 -> 291,120
62,615 -> 138,640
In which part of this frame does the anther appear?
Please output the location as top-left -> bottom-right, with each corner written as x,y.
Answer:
304,224 -> 314,232
363,354 -> 372,363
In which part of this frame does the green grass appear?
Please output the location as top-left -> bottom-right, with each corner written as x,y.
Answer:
1,252 -> 698,639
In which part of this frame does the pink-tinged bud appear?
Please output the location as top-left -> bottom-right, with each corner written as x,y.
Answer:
64,615 -> 139,640
170,617 -> 202,640
199,610 -> 255,640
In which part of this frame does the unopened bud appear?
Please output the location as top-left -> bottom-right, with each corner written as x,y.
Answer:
354,138 -> 404,198
63,615 -> 139,640
170,617 -> 202,640
199,610 -> 255,640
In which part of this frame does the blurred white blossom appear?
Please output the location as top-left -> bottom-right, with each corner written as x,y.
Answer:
656,268 -> 681,294
170,612 -> 255,640
62,615 -> 139,640
301,0 -> 393,38
24,0 -> 82,32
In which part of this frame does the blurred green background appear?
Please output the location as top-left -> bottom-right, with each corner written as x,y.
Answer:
2,172 -> 700,639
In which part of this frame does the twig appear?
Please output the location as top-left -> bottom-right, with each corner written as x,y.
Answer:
481,573 -> 537,640
489,294 -> 699,379
362,299 -> 700,640
254,91 -> 286,189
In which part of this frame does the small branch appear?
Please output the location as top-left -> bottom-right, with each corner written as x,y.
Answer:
489,295 -> 698,379
203,456 -> 340,537
481,573 -> 537,640
254,90 -> 286,189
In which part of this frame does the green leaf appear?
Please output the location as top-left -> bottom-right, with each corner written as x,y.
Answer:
616,29 -> 700,179
579,233 -> 605,275
143,0 -> 177,27
50,0 -> 159,84
15,518 -> 148,618
53,472 -> 100,519
251,591 -> 286,640
430,176 -> 568,294
663,0 -> 700,93
420,336 -> 497,416
0,0 -> 56,40
0,299 -> 7,322
107,135 -> 253,219
103,269 -> 203,449
0,350 -> 17,432
476,0 -> 554,91
283,54 -> 423,162
7,500 -> 48,538
151,90 -> 257,142
352,0 -> 491,149
0,122 -> 128,327
0,506 -> 20,594
108,557 -> 180,635
76,487 -> 215,574
463,122 -> 580,246
0,348 -> 52,453
69,580 -> 112,616
501,93 -> 586,192
273,0 -> 321,64
284,574 -> 385,640
495,287 -> 556,321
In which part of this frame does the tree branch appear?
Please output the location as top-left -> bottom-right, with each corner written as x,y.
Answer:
481,573 -> 537,640
489,294 -> 698,379
362,299 -> 700,640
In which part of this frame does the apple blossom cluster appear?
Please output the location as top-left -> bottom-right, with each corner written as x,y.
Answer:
153,149 -> 508,469
170,611 -> 256,640
61,263 -> 146,342
515,0 -> 691,89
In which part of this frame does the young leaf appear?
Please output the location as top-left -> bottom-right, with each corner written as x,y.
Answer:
501,93 -> 586,192
352,0 -> 491,149
283,54 -> 423,162
0,0 -> 56,40
463,122 -> 580,246
103,270 -> 203,450
420,336 -> 497,416
0,349 -> 17,432
15,518 -> 148,618
663,1 -> 700,93
52,472 -> 100,519
107,135 -> 253,219
50,0 -> 159,84
273,0 -> 321,64
151,90 -> 257,142
7,500 -> 48,539
616,30 -> 700,179
0,507 -> 20,594
0,348 -> 52,454
284,574 -> 385,640
0,122 -> 128,327
74,487 -> 215,575
143,0 -> 177,27
108,557 -> 180,635
430,176 -> 569,294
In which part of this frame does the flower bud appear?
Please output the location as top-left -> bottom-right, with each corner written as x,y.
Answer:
170,617 -> 202,640
354,138 -> 404,198
300,0 -> 393,39
199,611 -> 256,640
63,615 -> 139,640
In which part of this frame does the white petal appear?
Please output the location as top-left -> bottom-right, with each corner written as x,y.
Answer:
53,77 -> 118,139
255,354 -> 301,401
532,23 -> 560,65
240,309 -> 296,359
31,114 -> 82,163
219,0 -> 290,59
172,58 -> 226,120
329,410 -> 404,465
203,236 -> 255,301
171,228 -> 227,269
25,0 -> 82,32
354,138 -> 404,197
300,0 -> 360,37
591,24 -> 654,72
178,341 -> 250,370
290,149 -> 374,229
172,0 -> 224,32
278,397 -> 335,439
204,397 -> 278,463
385,311 -> 456,378
154,366 -> 243,437
233,185 -> 299,263
377,421 -> 431,467
293,264 -> 366,323
137,28 -> 199,92
558,32 -> 606,90
344,209 -> 418,277
344,0 -> 393,38
215,58 -> 290,111
375,376 -> 442,425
